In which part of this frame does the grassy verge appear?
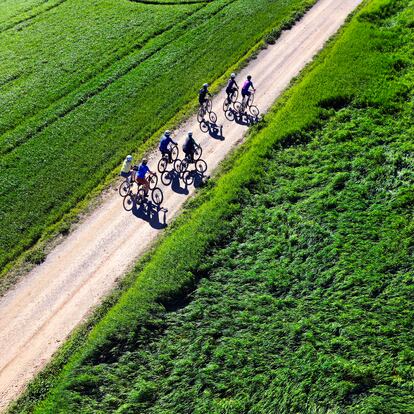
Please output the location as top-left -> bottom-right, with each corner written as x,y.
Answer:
0,0 -> 315,277
11,0 -> 414,412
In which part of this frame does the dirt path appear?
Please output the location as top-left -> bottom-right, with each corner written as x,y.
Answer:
0,0 -> 362,410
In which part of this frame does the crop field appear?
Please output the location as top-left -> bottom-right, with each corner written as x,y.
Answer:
12,0 -> 414,412
0,0 -> 315,273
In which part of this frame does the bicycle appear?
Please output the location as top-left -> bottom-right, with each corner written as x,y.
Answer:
123,183 -> 163,211
158,142 -> 179,173
122,173 -> 163,211
197,98 -> 217,124
223,88 -> 239,112
234,91 -> 260,117
174,148 -> 207,186
119,176 -> 134,197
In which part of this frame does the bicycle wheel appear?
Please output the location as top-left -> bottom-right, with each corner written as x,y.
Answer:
249,105 -> 259,117
234,101 -> 243,114
225,109 -> 235,121
158,158 -> 167,173
231,89 -> 239,103
206,98 -> 212,112
119,180 -> 131,197
199,120 -> 209,133
194,145 -> 202,160
161,171 -> 173,186
249,93 -> 255,105
209,111 -> 217,124
151,187 -> 163,205
223,99 -> 230,112
181,158 -> 190,173
197,107 -> 205,123
136,188 -> 146,205
182,170 -> 194,186
171,144 -> 179,161
174,159 -> 183,173
123,193 -> 134,211
148,174 -> 158,190
195,159 -> 207,174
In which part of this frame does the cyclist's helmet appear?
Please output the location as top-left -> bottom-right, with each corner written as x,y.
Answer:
165,130 -> 171,136
142,159 -> 148,165
126,155 -> 133,161
188,131 -> 193,137
203,83 -> 209,87
231,73 -> 236,79
247,75 -> 252,80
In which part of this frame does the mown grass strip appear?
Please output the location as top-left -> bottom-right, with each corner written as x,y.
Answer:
11,0 -> 414,411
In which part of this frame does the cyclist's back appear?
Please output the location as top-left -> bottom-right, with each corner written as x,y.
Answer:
183,132 -> 197,162
137,163 -> 149,179
226,73 -> 238,94
159,133 -> 173,152
199,83 -> 210,105
242,79 -> 253,94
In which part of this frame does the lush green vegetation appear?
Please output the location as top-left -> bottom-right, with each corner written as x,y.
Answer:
11,0 -> 414,412
0,0 -> 314,274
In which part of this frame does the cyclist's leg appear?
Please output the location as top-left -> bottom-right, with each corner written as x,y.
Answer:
129,170 -> 135,184
231,87 -> 236,101
144,180 -> 150,195
136,177 -> 147,193
246,91 -> 251,106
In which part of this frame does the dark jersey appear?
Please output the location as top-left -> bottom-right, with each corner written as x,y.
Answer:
183,136 -> 196,153
199,87 -> 208,100
159,135 -> 174,152
226,79 -> 236,91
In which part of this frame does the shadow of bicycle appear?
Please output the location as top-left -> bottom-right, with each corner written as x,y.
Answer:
199,120 -> 224,140
131,199 -> 167,229
161,169 -> 189,196
225,108 -> 260,127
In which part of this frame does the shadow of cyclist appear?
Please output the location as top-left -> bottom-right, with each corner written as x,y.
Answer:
131,200 -> 167,229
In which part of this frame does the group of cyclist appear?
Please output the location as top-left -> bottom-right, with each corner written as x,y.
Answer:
199,73 -> 256,108
121,73 -> 256,198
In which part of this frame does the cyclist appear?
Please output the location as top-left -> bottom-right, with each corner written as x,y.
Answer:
159,130 -> 177,163
182,131 -> 198,163
225,73 -> 239,103
135,159 -> 155,196
199,83 -> 211,107
120,155 -> 135,182
241,75 -> 256,106
120,155 -> 133,178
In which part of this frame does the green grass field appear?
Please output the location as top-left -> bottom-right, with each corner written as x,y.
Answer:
11,0 -> 414,412
0,0 -> 314,274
